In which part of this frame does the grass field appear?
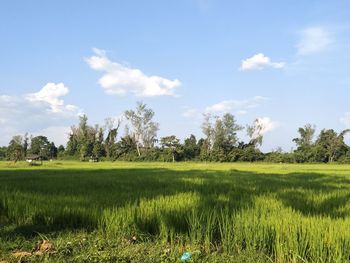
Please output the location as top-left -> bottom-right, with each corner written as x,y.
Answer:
1,161 -> 350,262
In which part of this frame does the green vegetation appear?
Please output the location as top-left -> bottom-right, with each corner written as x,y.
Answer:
1,161 -> 350,262
2,102 -> 350,164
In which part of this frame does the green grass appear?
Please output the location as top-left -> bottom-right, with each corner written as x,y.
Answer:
1,161 -> 350,262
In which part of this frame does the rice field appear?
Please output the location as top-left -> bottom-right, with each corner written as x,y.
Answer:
1,161 -> 350,262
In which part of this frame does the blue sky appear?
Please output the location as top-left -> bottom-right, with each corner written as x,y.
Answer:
1,0 -> 350,151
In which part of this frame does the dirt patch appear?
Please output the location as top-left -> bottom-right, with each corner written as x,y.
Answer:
11,251 -> 32,258
35,240 -> 54,253
12,240 -> 55,259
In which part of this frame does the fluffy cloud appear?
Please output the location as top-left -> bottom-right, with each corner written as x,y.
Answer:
26,83 -> 78,114
32,126 -> 72,146
205,96 -> 268,114
240,53 -> 285,71
248,117 -> 279,142
183,96 -> 268,120
183,108 -> 201,119
255,117 -> 279,135
86,48 -> 181,97
0,83 -> 80,146
340,112 -> 350,127
297,27 -> 333,55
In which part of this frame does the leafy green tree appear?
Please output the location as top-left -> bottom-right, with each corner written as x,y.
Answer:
104,118 -> 120,159
238,145 -> 264,162
212,113 -> 243,161
212,117 -> 226,160
201,113 -> 242,161
29,136 -> 57,160
293,124 -> 316,162
30,136 -> 51,159
314,129 -> 350,162
222,113 -> 243,147
23,133 -> 29,157
79,144 -> 90,161
48,142 -> 57,159
66,131 -> 78,156
92,126 -> 105,159
125,102 -> 159,156
115,134 -> 138,160
183,134 -> 200,160
0,146 -> 7,160
201,113 -> 214,152
199,138 -> 211,161
293,124 -> 316,149
338,150 -> 350,164
66,115 -> 99,161
7,135 -> 24,162
57,145 -> 65,158
246,119 -> 264,148
265,147 -> 295,163
160,135 -> 181,162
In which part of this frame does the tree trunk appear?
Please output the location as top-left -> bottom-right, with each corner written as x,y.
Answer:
136,143 -> 141,156
106,147 -> 110,159
172,152 -> 175,163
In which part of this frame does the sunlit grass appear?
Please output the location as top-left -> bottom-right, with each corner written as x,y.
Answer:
1,161 -> 350,262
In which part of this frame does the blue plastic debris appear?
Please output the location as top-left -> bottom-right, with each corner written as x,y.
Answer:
180,250 -> 201,261
181,252 -> 192,261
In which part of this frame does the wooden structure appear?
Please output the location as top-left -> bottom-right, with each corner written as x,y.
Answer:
25,154 -> 42,165
89,155 -> 99,162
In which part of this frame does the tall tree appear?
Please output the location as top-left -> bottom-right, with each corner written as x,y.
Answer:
246,119 -> 264,148
292,124 -> 316,162
222,113 -> 243,147
116,134 -> 138,158
104,117 -> 121,159
183,134 -> 199,160
30,136 -> 51,158
57,145 -> 65,157
93,125 -> 105,159
0,147 -> 7,160
125,102 -> 159,156
293,124 -> 316,149
160,135 -> 181,162
7,135 -> 24,162
66,115 -> 97,160
201,113 -> 214,151
314,129 -> 350,162
212,113 -> 243,154
23,133 -> 29,157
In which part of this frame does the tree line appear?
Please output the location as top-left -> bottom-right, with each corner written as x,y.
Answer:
2,102 -> 350,163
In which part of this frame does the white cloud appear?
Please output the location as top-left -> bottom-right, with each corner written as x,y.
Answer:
297,27 -> 333,55
340,112 -> 350,127
240,53 -> 285,71
255,117 -> 279,135
26,83 -> 78,114
86,48 -> 181,97
183,108 -> 201,119
32,126 -> 71,146
205,96 -> 268,114
0,83 -> 80,146
183,96 -> 268,121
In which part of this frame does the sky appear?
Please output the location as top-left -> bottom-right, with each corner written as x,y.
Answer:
1,0 -> 350,152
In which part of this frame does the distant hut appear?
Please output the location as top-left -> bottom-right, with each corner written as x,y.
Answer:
89,155 -> 99,162
25,154 -> 42,165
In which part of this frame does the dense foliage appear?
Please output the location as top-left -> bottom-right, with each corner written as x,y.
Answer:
2,102 -> 350,163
